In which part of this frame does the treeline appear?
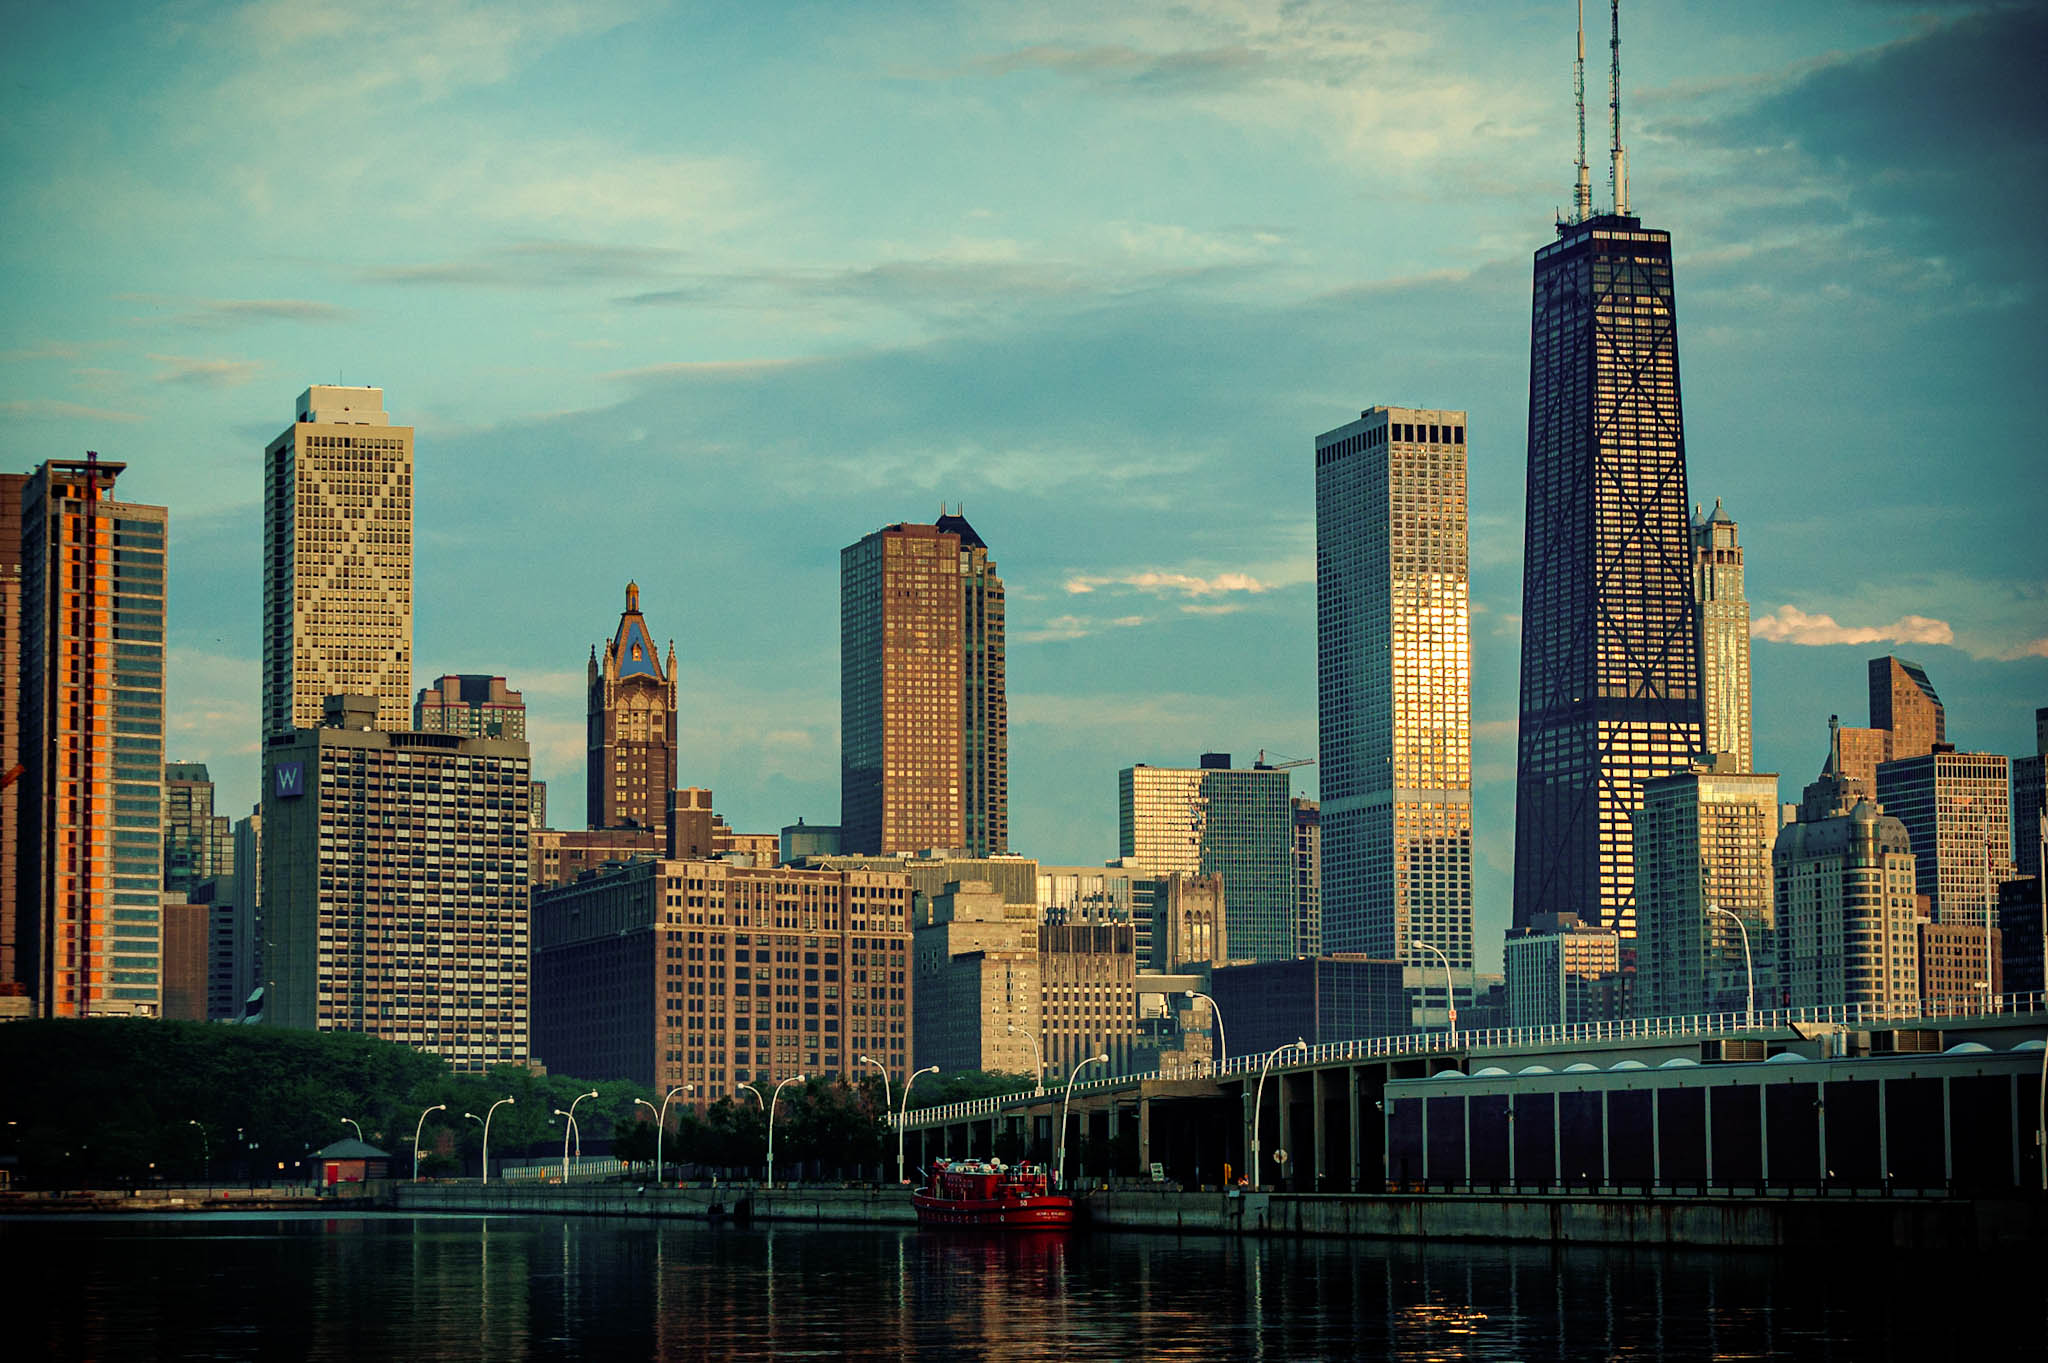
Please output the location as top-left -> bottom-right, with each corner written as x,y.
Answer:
0,1021 -> 1036,1188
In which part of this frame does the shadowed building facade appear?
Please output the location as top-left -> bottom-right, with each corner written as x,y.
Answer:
262,386 -> 413,737
840,514 -> 1007,856
1120,756 -> 1293,963
1513,208 -> 1705,940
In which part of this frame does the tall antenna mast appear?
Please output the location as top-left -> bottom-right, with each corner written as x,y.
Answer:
1574,0 -> 1591,222
1609,0 -> 1629,216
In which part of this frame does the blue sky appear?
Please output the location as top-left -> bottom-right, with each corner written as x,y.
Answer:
4,1 -> 2043,970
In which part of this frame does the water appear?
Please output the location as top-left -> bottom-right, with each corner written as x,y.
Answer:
5,1212 -> 2041,1360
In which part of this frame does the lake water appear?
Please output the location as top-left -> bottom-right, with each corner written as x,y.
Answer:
5,1211 -> 2041,1360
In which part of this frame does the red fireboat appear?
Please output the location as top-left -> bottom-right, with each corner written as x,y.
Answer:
911,1158 -> 1077,1229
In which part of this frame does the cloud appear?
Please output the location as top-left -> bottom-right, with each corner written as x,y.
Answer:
148,354 -> 264,388
1751,604 -> 1954,648
1013,613 -> 1151,645
117,296 -> 353,329
361,239 -> 687,290
1065,569 -> 1275,597
1993,636 -> 2048,662
0,399 -> 142,423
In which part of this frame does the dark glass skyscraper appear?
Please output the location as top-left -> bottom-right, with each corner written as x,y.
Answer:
1512,210 -> 1704,938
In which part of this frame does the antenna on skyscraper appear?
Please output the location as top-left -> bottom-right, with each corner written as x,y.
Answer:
1609,0 -> 1629,216
1573,0 -> 1591,223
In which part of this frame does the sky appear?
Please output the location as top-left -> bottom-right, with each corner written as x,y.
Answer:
4,0 -> 2044,971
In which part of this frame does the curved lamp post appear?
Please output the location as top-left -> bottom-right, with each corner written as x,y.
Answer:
897,1066 -> 939,1186
478,1097 -> 514,1184
1414,940 -> 1457,1047
412,1104 -> 446,1182
1057,1054 -> 1110,1190
553,1109 -> 580,1183
766,1075 -> 805,1189
1184,990 -> 1227,1075
340,1117 -> 364,1143
562,1089 -> 598,1181
858,1057 -> 895,1183
1005,1026 -> 1045,1094
1251,1039 -> 1308,1189
1708,906 -> 1756,1028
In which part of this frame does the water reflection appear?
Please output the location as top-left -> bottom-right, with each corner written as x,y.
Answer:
4,1212 -> 2040,1360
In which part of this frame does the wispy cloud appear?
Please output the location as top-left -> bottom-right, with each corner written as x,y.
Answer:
118,295 -> 354,329
148,354 -> 264,388
1066,569 -> 1276,597
362,239 -> 687,289
1752,604 -> 1953,648
1013,613 -> 1151,645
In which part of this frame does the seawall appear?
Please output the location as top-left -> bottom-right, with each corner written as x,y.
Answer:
390,1182 -> 2044,1250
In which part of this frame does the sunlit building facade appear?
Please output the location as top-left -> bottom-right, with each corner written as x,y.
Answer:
1316,407 -> 1473,977
1119,756 -> 1293,962
588,583 -> 678,835
1876,749 -> 2013,923
1691,499 -> 1751,771
262,386 -> 414,737
841,515 -> 1007,856
19,458 -> 167,1017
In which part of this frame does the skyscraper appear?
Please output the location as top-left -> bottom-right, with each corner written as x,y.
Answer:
1774,795 -> 1921,1011
840,514 -> 1007,856
1513,14 -> 1704,938
1316,406 -> 1473,970
0,472 -> 26,994
2014,707 -> 2046,882
263,694 -> 531,1070
1870,656 -> 1945,762
19,458 -> 167,1017
587,583 -> 677,834
1876,748 -> 2012,923
1120,755 -> 1293,962
262,385 -> 414,738
1633,757 -> 1778,1018
1691,499 -> 1752,771
1291,796 -> 1323,958
162,762 -> 232,898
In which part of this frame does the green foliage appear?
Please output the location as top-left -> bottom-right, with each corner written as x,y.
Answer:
0,1020 -> 657,1188
907,1070 -> 1036,1110
611,1118 -> 657,1168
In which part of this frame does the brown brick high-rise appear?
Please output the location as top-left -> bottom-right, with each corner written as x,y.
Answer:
841,514 -> 1006,855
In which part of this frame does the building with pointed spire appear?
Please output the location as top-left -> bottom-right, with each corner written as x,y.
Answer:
1692,499 -> 1752,772
588,582 -> 678,835
840,513 -> 1007,856
1513,6 -> 1704,940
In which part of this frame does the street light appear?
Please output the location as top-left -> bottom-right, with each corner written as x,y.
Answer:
636,1088 -> 693,1183
858,1057 -> 896,1182
412,1104 -> 446,1182
1184,990 -> 1227,1074
1056,1054 -> 1110,1190
479,1097 -> 514,1184
1251,1039 -> 1308,1190
340,1117 -> 364,1143
1413,941 -> 1457,1047
553,1110 -> 581,1183
1004,1026 -> 1044,1094
766,1075 -> 805,1189
898,1065 -> 939,1186
562,1089 -> 598,1181
187,1120 -> 208,1185
1708,906 -> 1756,1028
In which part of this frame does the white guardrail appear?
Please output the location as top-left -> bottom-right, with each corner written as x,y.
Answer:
893,990 -> 2048,1129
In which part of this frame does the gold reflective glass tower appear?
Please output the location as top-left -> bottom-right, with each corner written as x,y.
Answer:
1316,408 -> 1473,973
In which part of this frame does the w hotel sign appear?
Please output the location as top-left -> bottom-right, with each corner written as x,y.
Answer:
274,761 -> 307,799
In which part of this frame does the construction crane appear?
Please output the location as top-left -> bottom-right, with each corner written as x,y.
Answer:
1254,750 -> 1315,771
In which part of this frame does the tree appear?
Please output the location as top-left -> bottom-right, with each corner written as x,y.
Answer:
611,1119 -> 657,1169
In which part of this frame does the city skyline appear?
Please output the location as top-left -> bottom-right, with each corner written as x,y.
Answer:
3,2 -> 2044,972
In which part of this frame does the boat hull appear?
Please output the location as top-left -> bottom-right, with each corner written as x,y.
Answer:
911,1192 -> 1076,1229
